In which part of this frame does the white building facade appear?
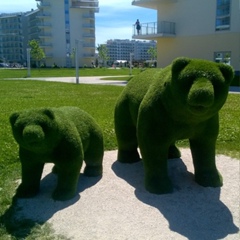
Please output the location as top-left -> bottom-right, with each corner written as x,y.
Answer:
0,12 -> 28,64
106,39 -> 156,63
0,0 -> 99,67
132,0 -> 240,74
35,0 -> 98,67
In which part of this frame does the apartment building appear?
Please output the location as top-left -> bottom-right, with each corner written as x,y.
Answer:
32,0 -> 98,67
0,12 -> 28,64
0,0 -> 99,67
106,39 -> 156,63
132,0 -> 240,74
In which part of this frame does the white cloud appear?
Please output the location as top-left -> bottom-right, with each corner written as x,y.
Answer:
0,1 -> 36,13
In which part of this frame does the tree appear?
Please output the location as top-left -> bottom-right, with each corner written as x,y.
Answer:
147,46 -> 157,60
28,40 -> 45,67
96,44 -> 109,67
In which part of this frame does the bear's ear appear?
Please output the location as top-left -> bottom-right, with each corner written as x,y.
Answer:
9,112 -> 19,126
42,109 -> 55,120
171,57 -> 191,75
218,63 -> 234,84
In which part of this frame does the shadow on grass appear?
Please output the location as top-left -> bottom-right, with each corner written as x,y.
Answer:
112,157 -> 239,240
0,170 -> 101,239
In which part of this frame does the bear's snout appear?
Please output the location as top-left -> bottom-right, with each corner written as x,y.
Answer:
187,79 -> 214,109
23,125 -> 45,144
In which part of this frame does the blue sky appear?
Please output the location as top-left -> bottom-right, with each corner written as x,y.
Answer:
0,0 -> 157,44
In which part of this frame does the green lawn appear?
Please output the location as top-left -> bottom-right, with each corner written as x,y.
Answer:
0,67 -> 142,78
0,79 -> 239,239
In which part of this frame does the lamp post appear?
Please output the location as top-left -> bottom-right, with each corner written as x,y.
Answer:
75,39 -> 79,84
129,53 -> 134,75
27,48 -> 31,77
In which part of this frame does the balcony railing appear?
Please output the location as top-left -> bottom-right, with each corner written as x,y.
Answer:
82,23 -> 95,29
83,43 -> 95,48
132,0 -> 177,9
133,21 -> 176,38
71,0 -> 99,12
39,32 -> 52,38
37,22 -> 52,27
36,12 -> 51,18
83,13 -> 95,18
82,33 -> 95,38
37,2 -> 51,8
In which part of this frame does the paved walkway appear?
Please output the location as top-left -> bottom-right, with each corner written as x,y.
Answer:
23,76 -> 128,86
15,149 -> 239,240
11,76 -> 240,92
5,76 -> 240,94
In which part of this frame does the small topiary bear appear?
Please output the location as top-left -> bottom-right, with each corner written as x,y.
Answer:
114,57 -> 234,194
10,106 -> 104,201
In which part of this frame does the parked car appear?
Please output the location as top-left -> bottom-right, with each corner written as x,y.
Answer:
0,63 -> 9,68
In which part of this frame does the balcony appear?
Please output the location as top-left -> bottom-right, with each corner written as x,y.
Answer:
132,0 -> 177,9
82,23 -> 95,29
37,22 -> 52,28
71,0 -> 99,12
37,2 -> 51,8
36,12 -> 51,18
39,32 -> 52,38
132,21 -> 176,39
83,43 -> 95,48
82,33 -> 95,38
83,13 -> 95,19
40,42 -> 53,47
82,53 -> 95,58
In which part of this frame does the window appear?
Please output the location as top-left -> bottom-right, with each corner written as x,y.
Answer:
215,0 -> 231,31
214,51 -> 231,65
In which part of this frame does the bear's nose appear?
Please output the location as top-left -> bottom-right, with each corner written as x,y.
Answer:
187,79 -> 214,108
23,125 -> 45,143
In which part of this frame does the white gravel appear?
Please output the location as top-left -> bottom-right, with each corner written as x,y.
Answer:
16,149 -> 240,240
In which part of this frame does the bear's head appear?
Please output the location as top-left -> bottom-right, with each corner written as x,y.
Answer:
10,108 -> 60,153
170,57 -> 234,118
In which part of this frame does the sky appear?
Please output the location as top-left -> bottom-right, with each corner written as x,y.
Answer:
0,0 -> 157,45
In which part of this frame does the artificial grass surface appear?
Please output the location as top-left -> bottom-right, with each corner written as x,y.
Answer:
0,67 -> 141,78
0,79 -> 239,239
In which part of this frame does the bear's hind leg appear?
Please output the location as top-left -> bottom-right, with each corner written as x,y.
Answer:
115,100 -> 141,163
83,133 -> 104,177
168,144 -> 181,159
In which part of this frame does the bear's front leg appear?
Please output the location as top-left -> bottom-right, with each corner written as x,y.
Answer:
142,146 -> 173,194
189,116 -> 222,188
190,138 -> 222,188
52,160 -> 82,201
138,119 -> 173,194
16,155 -> 44,198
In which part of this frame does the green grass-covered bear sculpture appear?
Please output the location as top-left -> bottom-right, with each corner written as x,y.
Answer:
10,106 -> 104,201
114,57 -> 234,194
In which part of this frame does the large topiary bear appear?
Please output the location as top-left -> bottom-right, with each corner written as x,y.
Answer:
10,106 -> 104,201
114,57 -> 234,194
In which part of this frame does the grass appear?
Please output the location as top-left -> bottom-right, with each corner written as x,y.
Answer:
0,67 -> 142,78
0,77 -> 239,239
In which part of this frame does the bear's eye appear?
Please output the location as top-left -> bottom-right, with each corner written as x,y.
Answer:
178,75 -> 193,91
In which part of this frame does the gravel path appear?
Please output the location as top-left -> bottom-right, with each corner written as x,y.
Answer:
16,149 -> 239,240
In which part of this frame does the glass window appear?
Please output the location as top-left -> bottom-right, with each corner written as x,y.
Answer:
214,51 -> 231,65
215,0 -> 231,31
